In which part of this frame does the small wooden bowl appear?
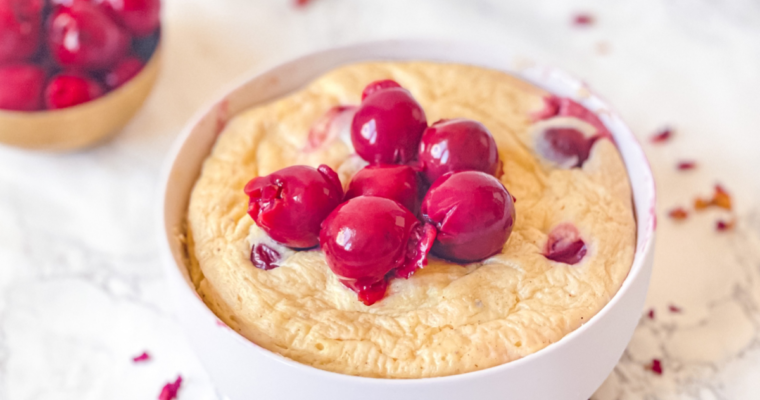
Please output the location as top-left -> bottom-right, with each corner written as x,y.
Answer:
0,46 -> 162,152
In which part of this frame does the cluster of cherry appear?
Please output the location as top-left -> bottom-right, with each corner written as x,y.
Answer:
0,0 -> 160,111
244,80 -> 516,305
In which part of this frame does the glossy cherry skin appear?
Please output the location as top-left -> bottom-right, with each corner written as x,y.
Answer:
361,79 -> 401,100
351,86 -> 427,164
418,118 -> 500,184
95,0 -> 161,37
47,0 -> 130,70
44,73 -> 105,109
244,165 -> 343,249
422,171 -> 515,263
320,196 -> 436,305
104,56 -> 143,89
344,164 -> 420,213
0,0 -> 44,63
0,64 -> 45,111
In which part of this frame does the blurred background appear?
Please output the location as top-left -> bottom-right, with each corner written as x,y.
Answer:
1,0 -> 760,399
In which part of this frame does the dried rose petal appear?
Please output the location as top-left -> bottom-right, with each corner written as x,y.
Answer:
650,128 -> 672,144
646,359 -> 663,375
717,219 -> 736,232
132,352 -> 151,363
573,13 -> 594,26
668,304 -> 682,313
158,376 -> 182,400
695,184 -> 732,211
713,185 -> 732,210
668,208 -> 688,221
647,309 -> 655,320
677,161 -> 697,170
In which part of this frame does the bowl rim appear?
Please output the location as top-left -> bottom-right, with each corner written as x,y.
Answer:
0,40 -> 162,117
158,39 -> 657,384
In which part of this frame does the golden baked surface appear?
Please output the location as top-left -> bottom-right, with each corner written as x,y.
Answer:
186,62 -> 635,378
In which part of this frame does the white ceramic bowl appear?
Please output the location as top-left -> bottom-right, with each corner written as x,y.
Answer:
159,40 -> 656,400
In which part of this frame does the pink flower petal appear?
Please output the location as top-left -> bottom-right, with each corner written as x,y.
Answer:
132,352 -> 151,363
573,13 -> 595,26
647,359 -> 663,375
651,128 -> 672,143
158,376 -> 183,400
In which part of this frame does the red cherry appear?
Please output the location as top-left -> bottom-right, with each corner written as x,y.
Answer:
422,171 -> 515,263
0,0 -> 44,63
320,196 -> 436,305
351,85 -> 427,164
344,164 -> 420,213
418,118 -> 500,184
0,64 -> 45,111
44,72 -> 104,109
95,0 -> 160,37
360,79 -> 401,100
244,165 -> 343,249
535,127 -> 596,168
104,56 -> 143,89
47,0 -> 129,70
544,223 -> 587,265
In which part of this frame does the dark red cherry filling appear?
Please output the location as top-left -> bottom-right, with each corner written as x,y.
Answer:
344,164 -> 420,213
544,223 -> 587,264
351,84 -> 427,164
361,79 -> 401,100
0,64 -> 46,111
320,196 -> 436,305
422,171 -> 516,263
536,127 -> 596,168
245,165 -> 343,249
0,0 -> 44,63
535,95 -> 612,139
305,105 -> 357,152
250,243 -> 282,271
418,118 -> 500,184
47,0 -> 130,70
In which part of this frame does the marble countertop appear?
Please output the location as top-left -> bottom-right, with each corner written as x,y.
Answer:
1,0 -> 760,398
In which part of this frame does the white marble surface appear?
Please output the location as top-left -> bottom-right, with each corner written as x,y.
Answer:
1,0 -> 760,399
